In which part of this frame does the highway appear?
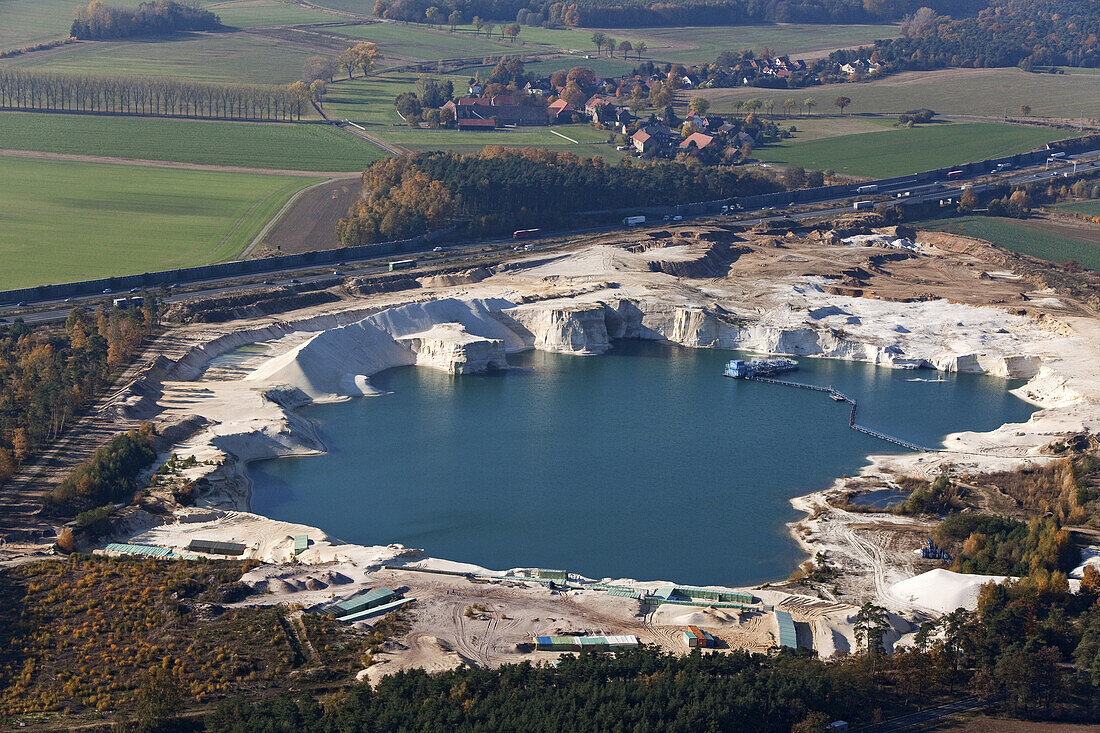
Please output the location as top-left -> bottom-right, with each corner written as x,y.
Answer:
1,148 -> 1096,326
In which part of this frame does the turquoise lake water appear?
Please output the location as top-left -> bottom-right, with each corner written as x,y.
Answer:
250,341 -> 1037,586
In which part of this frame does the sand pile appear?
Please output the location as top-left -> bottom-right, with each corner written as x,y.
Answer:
889,568 -> 1008,614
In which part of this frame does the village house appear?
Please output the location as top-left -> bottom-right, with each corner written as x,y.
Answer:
583,94 -> 612,118
679,132 -> 714,150
632,124 -> 676,154
546,98 -> 575,123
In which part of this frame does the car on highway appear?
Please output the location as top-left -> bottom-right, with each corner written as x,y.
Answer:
64,297 -> 72,303
433,246 -> 443,252
102,288 -> 112,294
16,301 -> 27,307
129,287 -> 140,293
289,279 -> 301,284
332,271 -> 344,276
262,280 -> 273,285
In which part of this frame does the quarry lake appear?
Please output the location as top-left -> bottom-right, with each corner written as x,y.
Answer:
250,342 -> 1037,586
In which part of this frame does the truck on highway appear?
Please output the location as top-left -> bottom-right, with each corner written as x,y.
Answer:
512,228 -> 541,239
623,216 -> 645,226
853,200 -> 874,211
946,170 -> 964,179
855,184 -> 878,194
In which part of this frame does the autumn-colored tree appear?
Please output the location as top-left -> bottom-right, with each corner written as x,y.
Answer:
352,42 -> 382,77
287,80 -> 310,120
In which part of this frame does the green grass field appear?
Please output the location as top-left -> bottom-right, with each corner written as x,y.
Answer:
753,122 -> 1070,178
1055,200 -> 1100,217
2,31 -> 312,84
589,23 -> 899,65
0,113 -> 385,170
333,22 -> 518,62
382,123 -> 626,158
322,74 -> 417,125
697,68 -> 1100,119
918,215 -> 1100,271
298,0 -> 371,13
0,156 -> 319,288
206,0 -> 335,28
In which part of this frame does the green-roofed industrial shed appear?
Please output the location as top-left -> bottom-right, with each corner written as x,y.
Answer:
776,610 -> 798,649
187,539 -> 247,556
334,588 -> 397,618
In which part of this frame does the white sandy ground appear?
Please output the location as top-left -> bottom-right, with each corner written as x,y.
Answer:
101,232 -> 1100,666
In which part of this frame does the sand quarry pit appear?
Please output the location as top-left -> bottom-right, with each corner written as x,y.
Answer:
64,220 -> 1100,671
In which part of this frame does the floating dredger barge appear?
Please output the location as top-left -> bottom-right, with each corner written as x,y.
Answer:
723,357 -> 799,379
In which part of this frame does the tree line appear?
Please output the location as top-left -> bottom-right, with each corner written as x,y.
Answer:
0,68 -> 305,120
371,0 -> 977,27
838,0 -> 1099,70
70,0 -> 221,40
0,303 -> 157,490
337,148 -> 782,245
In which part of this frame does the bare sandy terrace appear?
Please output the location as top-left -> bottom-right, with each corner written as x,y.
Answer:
96,223 -> 1100,670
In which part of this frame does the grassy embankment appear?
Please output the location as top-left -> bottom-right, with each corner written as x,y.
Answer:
1055,200 -> 1100,217
0,156 -> 320,289
0,112 -> 385,170
753,122 -> 1071,178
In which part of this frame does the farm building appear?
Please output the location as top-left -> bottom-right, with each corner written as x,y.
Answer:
186,539 -> 247,556
456,117 -> 497,131
682,626 -> 715,648
532,635 -> 639,651
546,98 -> 575,122
680,132 -> 715,150
442,96 -> 549,127
776,610 -> 798,649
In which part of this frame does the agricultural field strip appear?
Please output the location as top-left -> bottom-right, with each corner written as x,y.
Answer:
696,68 -> 1100,119
751,122 -> 1072,179
0,156 -> 323,289
0,113 -> 383,171
917,215 -> 1100,271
